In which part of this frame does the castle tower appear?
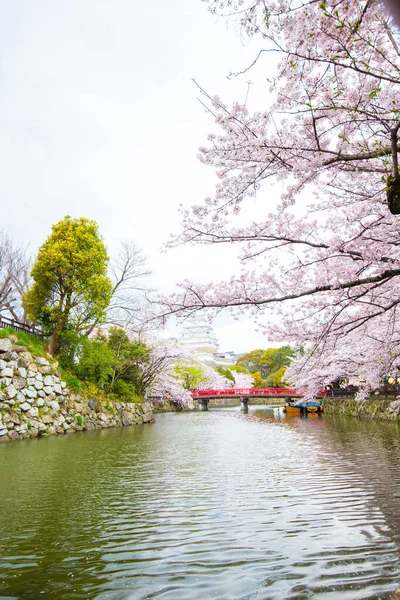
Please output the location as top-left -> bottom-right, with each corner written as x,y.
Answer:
180,313 -> 219,360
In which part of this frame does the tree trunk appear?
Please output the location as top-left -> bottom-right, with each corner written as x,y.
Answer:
48,320 -> 64,356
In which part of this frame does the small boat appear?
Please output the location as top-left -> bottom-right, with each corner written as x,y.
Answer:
284,400 -> 324,414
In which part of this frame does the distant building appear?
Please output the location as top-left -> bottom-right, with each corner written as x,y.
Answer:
180,314 -> 243,366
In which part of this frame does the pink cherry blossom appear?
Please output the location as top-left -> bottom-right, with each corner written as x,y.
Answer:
149,0 -> 400,396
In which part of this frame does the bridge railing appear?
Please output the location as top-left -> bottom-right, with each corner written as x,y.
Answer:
191,387 -> 320,398
0,315 -> 43,340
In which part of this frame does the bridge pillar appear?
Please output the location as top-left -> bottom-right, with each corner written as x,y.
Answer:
198,398 -> 209,411
240,397 -> 249,411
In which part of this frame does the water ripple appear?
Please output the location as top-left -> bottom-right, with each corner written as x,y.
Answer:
0,409 -> 400,599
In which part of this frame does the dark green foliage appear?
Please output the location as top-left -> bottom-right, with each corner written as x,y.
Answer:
387,175 -> 400,215
74,338 -> 116,387
111,380 -> 137,400
58,326 -> 151,400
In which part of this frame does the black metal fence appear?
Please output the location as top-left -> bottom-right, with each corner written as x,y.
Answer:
0,315 -> 43,340
328,387 -> 399,399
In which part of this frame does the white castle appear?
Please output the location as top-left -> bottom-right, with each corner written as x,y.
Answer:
180,313 -> 240,366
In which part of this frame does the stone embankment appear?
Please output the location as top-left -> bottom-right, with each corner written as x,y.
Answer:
0,336 -> 153,442
324,397 -> 400,420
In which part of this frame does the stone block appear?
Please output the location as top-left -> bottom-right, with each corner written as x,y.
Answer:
6,384 -> 18,399
37,398 -> 45,407
25,388 -> 37,399
84,422 -> 96,431
142,412 -> 154,423
27,407 -> 39,418
49,400 -> 60,411
13,345 -> 27,353
14,377 -> 27,390
53,384 -> 62,395
43,376 -> 54,386
0,339 -> 12,353
36,357 -> 50,366
34,381 -> 44,390
1,367 -> 13,378
8,430 -> 20,441
1,351 -> 18,361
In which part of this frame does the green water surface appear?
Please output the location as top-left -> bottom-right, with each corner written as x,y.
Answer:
1,407 -> 400,599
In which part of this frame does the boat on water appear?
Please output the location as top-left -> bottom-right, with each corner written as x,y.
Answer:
284,400 -> 324,414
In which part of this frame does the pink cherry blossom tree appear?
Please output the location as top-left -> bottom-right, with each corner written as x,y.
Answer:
151,0 -> 400,395
137,337 -> 194,408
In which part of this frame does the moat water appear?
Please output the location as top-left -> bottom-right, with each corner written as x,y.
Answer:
1,406 -> 400,599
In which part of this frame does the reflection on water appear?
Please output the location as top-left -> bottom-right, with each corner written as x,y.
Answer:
1,407 -> 400,599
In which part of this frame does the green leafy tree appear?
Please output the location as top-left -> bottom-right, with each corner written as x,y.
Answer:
236,346 -> 296,385
229,364 -> 249,375
75,337 -> 116,387
265,367 -> 288,388
252,371 -> 263,388
260,347 -> 295,377
216,365 -> 235,385
236,349 -> 265,374
174,362 -> 206,390
107,326 -> 150,394
23,216 -> 113,355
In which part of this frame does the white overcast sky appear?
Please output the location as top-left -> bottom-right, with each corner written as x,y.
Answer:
0,0 -> 281,353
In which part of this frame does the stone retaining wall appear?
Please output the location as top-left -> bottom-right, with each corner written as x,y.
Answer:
0,336 -> 154,442
324,397 -> 400,421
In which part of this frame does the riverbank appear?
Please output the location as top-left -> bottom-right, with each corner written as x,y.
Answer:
324,396 -> 400,420
0,335 -> 153,442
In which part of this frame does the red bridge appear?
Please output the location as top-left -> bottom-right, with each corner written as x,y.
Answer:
191,388 -> 326,410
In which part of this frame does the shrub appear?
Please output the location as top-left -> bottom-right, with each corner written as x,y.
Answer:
75,338 -> 116,387
62,372 -> 81,392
